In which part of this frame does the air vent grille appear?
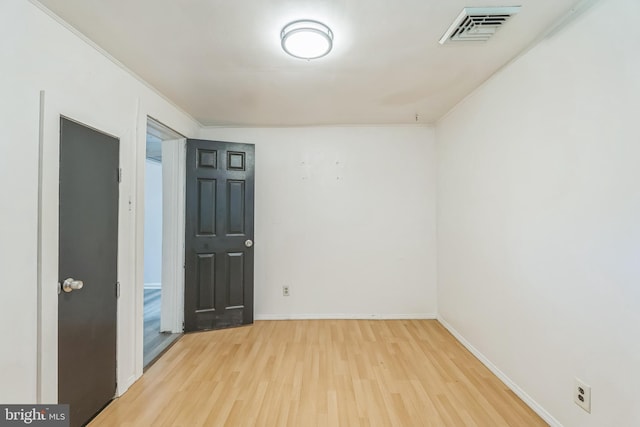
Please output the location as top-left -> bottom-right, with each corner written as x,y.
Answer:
439,7 -> 521,44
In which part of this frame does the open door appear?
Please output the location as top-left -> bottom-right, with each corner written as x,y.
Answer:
184,139 -> 255,332
58,118 -> 118,427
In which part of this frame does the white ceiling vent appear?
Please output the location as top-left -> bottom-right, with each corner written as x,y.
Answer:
439,6 -> 521,44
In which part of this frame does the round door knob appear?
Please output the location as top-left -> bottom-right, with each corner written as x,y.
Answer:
62,278 -> 84,293
244,239 -> 254,248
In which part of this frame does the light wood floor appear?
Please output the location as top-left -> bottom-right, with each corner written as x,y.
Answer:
91,320 -> 546,427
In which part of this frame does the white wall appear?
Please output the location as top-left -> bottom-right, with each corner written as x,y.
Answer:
143,159 -> 163,285
436,0 -> 640,425
0,0 -> 198,403
199,127 -> 438,319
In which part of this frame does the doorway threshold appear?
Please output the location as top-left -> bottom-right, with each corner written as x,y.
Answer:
143,332 -> 182,371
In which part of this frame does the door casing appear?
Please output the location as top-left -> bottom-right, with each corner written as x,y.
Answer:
37,93 -> 127,403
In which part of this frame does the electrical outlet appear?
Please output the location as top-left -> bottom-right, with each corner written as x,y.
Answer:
574,378 -> 591,413
282,286 -> 290,296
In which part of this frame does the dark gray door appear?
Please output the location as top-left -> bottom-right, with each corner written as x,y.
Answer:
58,118 -> 119,427
184,139 -> 255,332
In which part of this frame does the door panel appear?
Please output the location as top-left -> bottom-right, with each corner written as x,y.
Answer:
227,252 -> 245,308
58,118 -> 119,427
198,179 -> 216,235
184,139 -> 254,332
227,181 -> 245,234
197,253 -> 216,310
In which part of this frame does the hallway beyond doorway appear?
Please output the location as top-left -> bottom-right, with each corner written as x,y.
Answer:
143,289 -> 180,367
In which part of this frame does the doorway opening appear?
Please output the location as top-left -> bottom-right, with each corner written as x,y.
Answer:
143,118 -> 184,368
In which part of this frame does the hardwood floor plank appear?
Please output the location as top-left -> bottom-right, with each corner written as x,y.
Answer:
91,320 -> 547,427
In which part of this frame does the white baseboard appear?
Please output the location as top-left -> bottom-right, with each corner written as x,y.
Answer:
144,282 -> 161,290
437,316 -> 563,427
255,313 -> 437,321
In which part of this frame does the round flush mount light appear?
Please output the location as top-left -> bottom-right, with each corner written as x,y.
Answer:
281,20 -> 333,60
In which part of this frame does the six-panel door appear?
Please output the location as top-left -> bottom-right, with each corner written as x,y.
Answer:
184,139 -> 255,332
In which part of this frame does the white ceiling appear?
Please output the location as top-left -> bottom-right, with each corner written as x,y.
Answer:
36,0 -> 580,126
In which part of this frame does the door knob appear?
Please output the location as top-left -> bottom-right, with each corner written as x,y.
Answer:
62,278 -> 84,293
244,239 -> 254,248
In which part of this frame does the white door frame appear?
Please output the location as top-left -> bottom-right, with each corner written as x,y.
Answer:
144,117 -> 186,336
159,139 -> 186,333
37,91 -> 131,403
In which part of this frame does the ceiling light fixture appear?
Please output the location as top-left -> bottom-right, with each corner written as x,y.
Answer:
281,20 -> 333,60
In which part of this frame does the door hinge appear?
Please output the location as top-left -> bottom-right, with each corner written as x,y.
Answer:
117,168 -> 122,183
116,282 -> 120,298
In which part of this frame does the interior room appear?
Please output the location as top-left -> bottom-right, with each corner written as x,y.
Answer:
1,0 -> 638,426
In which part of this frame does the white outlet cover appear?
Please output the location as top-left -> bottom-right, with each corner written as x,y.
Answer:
574,378 -> 591,413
